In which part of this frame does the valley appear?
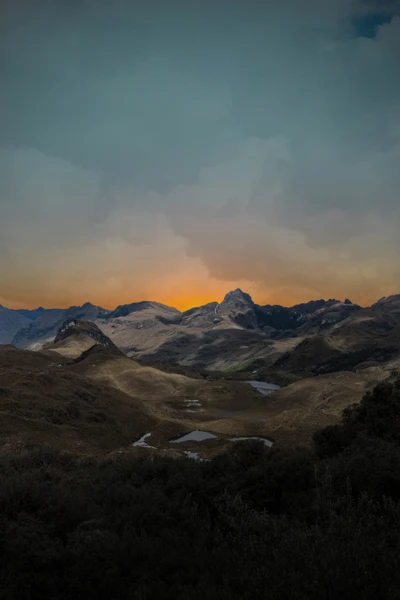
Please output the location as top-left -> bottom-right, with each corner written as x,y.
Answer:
1,289 -> 400,457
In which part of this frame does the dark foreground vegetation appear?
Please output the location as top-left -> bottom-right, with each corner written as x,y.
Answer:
2,381 -> 400,599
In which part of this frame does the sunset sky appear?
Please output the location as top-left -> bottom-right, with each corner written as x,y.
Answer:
1,0 -> 400,311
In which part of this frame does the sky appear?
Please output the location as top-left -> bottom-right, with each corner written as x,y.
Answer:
1,0 -> 400,310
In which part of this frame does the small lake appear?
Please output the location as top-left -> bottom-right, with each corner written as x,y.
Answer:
246,380 -> 281,396
170,430 -> 217,443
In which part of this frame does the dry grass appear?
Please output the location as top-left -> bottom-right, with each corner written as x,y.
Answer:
47,333 -> 99,358
262,366 -> 390,447
2,320 -> 396,459
0,346 -> 157,457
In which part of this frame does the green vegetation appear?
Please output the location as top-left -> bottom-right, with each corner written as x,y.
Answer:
2,380 -> 400,598
225,358 -> 301,385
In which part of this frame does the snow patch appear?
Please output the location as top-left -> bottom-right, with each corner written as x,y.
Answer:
183,451 -> 209,462
133,433 -> 156,449
184,399 -> 202,406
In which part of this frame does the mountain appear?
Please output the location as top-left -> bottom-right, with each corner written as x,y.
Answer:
0,318 -> 287,457
49,319 -> 120,358
216,288 -> 258,329
16,306 -> 62,320
1,311 -> 396,456
0,305 -> 31,344
255,298 -> 361,333
274,295 -> 400,378
116,293 -> 362,370
106,300 -> 180,320
5,289 -> 400,379
97,301 -> 182,355
12,302 -> 110,349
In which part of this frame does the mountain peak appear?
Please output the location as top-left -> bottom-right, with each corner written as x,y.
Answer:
222,288 -> 254,306
54,319 -> 118,351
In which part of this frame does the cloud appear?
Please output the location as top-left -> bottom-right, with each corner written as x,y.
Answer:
1,0 -> 400,308
0,148 -> 249,308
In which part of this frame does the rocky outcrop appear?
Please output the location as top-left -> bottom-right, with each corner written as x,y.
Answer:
54,319 -> 119,350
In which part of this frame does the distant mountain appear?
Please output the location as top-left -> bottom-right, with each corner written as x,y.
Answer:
256,299 -> 361,333
180,303 -> 219,328
0,305 -> 31,344
12,302 -> 110,349
5,289 -> 399,377
97,301 -> 182,355
274,295 -> 400,378
49,318 -> 120,359
15,306 -> 62,320
217,288 -> 258,329
106,300 -> 180,320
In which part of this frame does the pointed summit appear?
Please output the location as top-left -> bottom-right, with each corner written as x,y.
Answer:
221,288 -> 254,307
219,289 -> 257,329
54,319 -> 118,350
50,318 -> 121,359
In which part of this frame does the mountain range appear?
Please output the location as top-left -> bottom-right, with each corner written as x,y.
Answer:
1,289 -> 362,368
2,288 -> 400,456
3,289 -> 400,379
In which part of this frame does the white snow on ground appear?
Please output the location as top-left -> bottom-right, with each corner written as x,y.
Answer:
183,399 -> 203,413
183,451 -> 209,462
184,399 -> 202,406
133,433 -> 156,449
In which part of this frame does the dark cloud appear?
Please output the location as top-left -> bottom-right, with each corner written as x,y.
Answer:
1,0 -> 400,307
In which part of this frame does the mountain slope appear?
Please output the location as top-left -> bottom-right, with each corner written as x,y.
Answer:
3,308 -> 398,455
12,303 -> 110,349
7,290 -> 400,378
275,296 -> 400,378
49,319 -> 120,358
0,306 -> 31,344
16,306 -> 62,320
96,300 -> 181,354
0,344 -> 156,456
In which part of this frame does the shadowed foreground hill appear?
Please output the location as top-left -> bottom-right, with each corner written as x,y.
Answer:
2,381 -> 400,599
0,344 -> 156,456
0,323 -> 274,456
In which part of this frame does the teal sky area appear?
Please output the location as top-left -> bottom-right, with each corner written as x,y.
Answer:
1,0 -> 400,309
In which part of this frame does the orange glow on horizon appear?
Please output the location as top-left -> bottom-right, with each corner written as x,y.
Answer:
4,286 -> 379,312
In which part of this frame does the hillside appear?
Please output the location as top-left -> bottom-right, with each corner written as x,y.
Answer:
0,344 -> 156,456
1,316 -> 396,455
275,295 -> 400,379
49,318 -> 120,358
12,302 -> 110,349
0,305 -> 31,344
1,321 -> 282,457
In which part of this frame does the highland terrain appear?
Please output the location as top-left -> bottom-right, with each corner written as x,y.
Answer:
2,290 -> 400,456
